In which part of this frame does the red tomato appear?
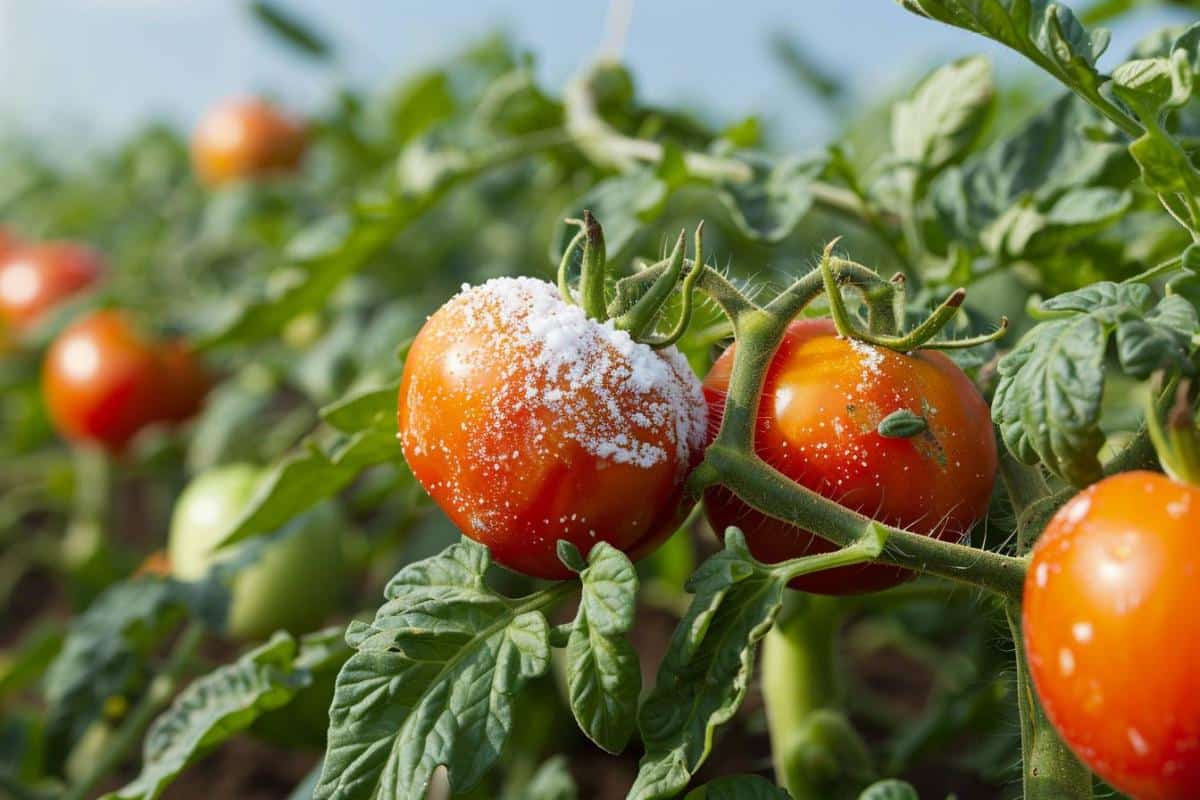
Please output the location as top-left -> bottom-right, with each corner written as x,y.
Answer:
42,310 -> 168,451
157,339 -> 211,424
191,98 -> 308,187
398,277 -> 707,579
1024,471 -> 1200,800
0,243 -> 104,332
702,319 -> 996,594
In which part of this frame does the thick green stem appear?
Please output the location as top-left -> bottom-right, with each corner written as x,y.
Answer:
63,623 -> 206,800
764,597 -> 872,800
1006,606 -> 1094,800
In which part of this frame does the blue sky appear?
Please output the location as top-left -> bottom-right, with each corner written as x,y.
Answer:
0,1 -> 1191,149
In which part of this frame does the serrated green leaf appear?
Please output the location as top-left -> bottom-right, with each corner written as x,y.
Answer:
993,315 -> 1108,486
994,282 -> 1195,485
715,152 -> 827,242
932,94 -> 1131,257
565,542 -> 640,753
103,633 -> 310,800
628,534 -> 788,800
1116,294 -> 1198,377
314,540 -> 555,799
684,774 -> 792,800
858,779 -> 919,800
892,56 -> 994,176
898,0 -> 1109,98
44,579 -> 214,770
215,430 -> 396,550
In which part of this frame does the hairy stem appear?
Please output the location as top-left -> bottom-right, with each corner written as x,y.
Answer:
1006,606 -> 1094,800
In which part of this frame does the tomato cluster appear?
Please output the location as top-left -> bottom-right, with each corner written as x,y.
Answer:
42,310 -> 209,451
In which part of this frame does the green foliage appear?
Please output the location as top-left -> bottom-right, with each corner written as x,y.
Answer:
684,774 -> 793,800
102,631 -> 338,800
993,282 -> 1197,485
313,540 -> 561,799
560,542 -> 641,754
628,531 -> 796,800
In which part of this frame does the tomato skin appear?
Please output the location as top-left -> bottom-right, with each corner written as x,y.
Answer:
157,339 -> 211,424
42,311 -> 167,451
0,243 -> 104,332
398,277 -> 706,580
169,464 -> 344,640
702,319 -> 996,594
1024,471 -> 1200,800
191,98 -> 307,187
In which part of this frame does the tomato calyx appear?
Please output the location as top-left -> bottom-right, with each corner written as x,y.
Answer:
818,238 -> 1009,353
556,211 -> 704,349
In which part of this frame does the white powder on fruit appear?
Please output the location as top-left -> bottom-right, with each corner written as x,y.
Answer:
410,277 -> 706,472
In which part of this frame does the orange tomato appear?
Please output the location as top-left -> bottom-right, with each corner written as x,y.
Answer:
398,277 -> 706,579
702,318 -> 996,594
0,243 -> 104,332
191,98 -> 307,187
1024,471 -> 1200,800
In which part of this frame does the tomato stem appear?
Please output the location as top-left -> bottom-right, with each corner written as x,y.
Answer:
764,596 -> 874,799
556,226 -> 588,307
1006,605 -> 1095,800
576,210 -> 609,321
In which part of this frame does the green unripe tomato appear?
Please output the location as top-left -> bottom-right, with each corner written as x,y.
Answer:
168,464 -> 344,640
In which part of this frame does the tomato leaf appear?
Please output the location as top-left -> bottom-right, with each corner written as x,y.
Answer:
897,0 -> 1110,99
320,379 -> 402,436
715,151 -> 828,242
249,1 -> 331,60
891,56 -> 994,179
628,531 -> 789,800
684,774 -> 792,800
102,632 -> 317,800
931,94 -> 1132,260
313,539 -> 556,799
563,542 -> 641,753
214,429 -> 396,550
993,282 -> 1196,485
858,779 -> 920,800
43,578 -> 220,770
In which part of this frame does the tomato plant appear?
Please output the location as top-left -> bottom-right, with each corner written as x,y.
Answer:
703,318 -> 996,594
191,97 -> 308,187
7,3 -> 1200,800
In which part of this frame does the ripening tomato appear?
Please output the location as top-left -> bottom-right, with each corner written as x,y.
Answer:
42,311 -> 167,451
191,98 -> 308,187
169,464 -> 344,640
0,243 -> 104,332
157,339 -> 211,423
1024,471 -> 1200,800
398,277 -> 707,579
702,319 -> 996,594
